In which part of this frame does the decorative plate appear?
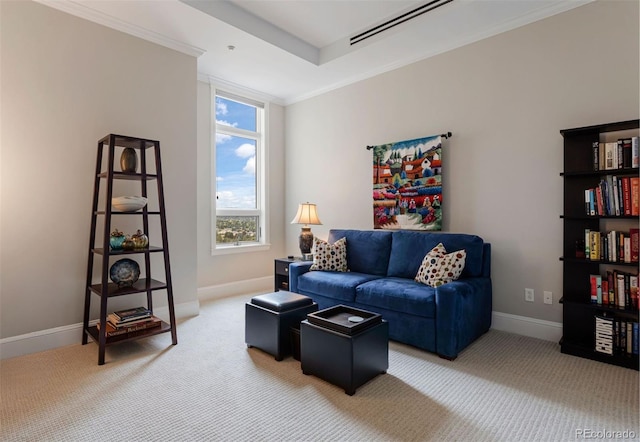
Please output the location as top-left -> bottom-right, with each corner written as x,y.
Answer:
109,258 -> 140,287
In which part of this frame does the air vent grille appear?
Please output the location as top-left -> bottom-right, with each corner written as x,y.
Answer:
350,0 -> 454,46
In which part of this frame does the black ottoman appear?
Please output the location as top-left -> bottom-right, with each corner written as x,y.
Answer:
245,291 -> 318,361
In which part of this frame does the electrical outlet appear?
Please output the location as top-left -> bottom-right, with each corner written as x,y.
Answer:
525,288 -> 534,302
544,291 -> 553,304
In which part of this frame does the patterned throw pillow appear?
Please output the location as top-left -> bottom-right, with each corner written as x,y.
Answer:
415,242 -> 466,287
310,237 -> 348,272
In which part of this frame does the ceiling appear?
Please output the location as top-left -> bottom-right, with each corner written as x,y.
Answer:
39,0 -> 593,104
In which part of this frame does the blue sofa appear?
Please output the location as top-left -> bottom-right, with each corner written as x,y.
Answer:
289,229 -> 492,359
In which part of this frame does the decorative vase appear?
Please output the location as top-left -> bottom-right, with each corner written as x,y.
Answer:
122,236 -> 135,251
132,229 -> 149,249
120,147 -> 138,173
109,228 -> 126,250
109,258 -> 140,287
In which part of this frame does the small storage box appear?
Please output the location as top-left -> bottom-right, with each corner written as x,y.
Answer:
245,291 -> 317,361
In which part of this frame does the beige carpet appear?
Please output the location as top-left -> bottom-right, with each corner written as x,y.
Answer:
1,294 -> 638,442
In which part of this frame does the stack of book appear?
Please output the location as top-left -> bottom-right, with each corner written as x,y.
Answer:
97,306 -> 161,338
592,137 -> 639,171
595,315 -> 639,357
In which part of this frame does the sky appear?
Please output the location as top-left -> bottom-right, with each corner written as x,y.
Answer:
215,96 -> 257,209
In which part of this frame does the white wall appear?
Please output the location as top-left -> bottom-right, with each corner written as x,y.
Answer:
284,0 -> 639,324
196,80 -> 286,296
0,1 -> 198,340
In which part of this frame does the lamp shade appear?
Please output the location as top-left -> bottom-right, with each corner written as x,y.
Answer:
290,203 -> 322,226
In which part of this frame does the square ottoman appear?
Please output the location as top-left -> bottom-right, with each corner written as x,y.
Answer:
245,291 -> 318,361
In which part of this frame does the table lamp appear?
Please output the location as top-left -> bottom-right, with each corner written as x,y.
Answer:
290,202 -> 322,260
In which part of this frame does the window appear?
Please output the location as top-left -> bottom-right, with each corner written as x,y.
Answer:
212,87 -> 268,253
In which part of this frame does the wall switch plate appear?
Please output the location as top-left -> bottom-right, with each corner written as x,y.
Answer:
525,288 -> 534,302
544,291 -> 553,304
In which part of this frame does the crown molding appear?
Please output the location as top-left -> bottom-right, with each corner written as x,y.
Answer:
35,0 -> 206,58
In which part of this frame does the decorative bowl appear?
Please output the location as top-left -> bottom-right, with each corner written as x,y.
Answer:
109,258 -> 140,288
112,196 -> 147,212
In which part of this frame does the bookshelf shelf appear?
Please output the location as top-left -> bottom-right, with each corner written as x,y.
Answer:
560,120 -> 639,370
82,134 -> 178,365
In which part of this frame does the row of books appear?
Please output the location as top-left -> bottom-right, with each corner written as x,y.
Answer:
584,175 -> 639,217
97,306 -> 161,338
584,228 -> 639,263
595,315 -> 639,357
590,271 -> 639,310
592,137 -> 639,171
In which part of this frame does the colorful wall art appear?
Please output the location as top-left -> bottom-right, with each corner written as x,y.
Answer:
372,135 -> 443,230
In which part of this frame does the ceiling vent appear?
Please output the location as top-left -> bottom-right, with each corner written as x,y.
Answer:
350,0 -> 453,46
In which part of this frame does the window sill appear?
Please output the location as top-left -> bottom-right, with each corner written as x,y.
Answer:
211,243 -> 271,256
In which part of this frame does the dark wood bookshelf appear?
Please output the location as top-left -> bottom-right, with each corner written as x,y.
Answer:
82,134 -> 177,365
560,120 -> 639,370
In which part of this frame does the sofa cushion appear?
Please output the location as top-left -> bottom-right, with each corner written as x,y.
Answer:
297,271 -> 383,303
415,243 -> 466,287
387,231 -> 484,278
310,237 -> 347,272
355,277 -> 436,318
328,229 -> 392,276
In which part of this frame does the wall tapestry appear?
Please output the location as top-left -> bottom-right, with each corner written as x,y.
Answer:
372,135 -> 443,230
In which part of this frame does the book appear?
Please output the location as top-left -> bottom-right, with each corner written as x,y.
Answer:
617,139 -> 624,169
97,316 -> 162,337
617,272 -> 626,309
631,228 -> 639,262
592,141 -> 600,171
605,142 -> 617,170
633,323 -> 639,355
585,189 -> 590,215
112,306 -> 151,321
632,136 -> 639,168
592,274 -> 603,304
612,176 -> 621,216
602,279 -> 609,305
107,314 -> 154,328
631,177 -> 639,216
584,229 -> 590,257
621,176 -> 631,215
607,271 -> 615,306
624,236 -> 631,263
595,315 -> 614,355
621,138 -> 633,169
630,275 -> 638,310
589,231 -> 600,261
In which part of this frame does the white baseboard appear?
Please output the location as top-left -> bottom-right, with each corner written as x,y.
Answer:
0,300 -> 200,361
197,276 -> 272,301
1,296 -> 561,360
491,311 -> 562,342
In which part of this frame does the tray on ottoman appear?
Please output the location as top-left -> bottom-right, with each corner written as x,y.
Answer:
307,305 -> 381,335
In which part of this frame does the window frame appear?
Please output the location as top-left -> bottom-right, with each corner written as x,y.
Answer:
210,85 -> 270,255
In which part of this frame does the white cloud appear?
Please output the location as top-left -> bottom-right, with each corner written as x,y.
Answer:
216,133 -> 231,144
216,176 -> 224,181
216,120 -> 238,127
235,143 -> 255,158
216,101 -> 228,116
216,188 -> 255,209
243,157 -> 255,174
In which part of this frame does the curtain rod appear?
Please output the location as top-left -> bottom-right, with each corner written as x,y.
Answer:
366,132 -> 452,150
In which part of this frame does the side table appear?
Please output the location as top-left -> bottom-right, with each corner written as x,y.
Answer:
274,257 -> 310,292
300,305 -> 389,395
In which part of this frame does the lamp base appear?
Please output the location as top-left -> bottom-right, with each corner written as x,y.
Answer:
299,227 -> 314,256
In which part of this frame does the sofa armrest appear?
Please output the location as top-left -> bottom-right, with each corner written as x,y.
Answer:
288,261 -> 313,293
435,277 -> 492,359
